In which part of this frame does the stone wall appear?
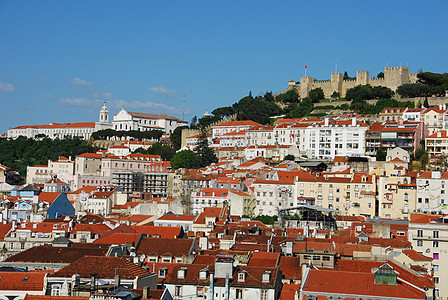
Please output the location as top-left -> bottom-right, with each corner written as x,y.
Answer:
284,66 -> 418,99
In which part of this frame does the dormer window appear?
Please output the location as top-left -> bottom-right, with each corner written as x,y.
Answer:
262,271 -> 271,283
158,267 -> 168,278
199,268 -> 209,280
177,267 -> 187,279
238,271 -> 246,282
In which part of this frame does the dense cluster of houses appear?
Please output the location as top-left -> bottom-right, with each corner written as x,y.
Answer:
2,106 -> 448,299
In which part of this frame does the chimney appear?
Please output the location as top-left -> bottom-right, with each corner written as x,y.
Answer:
90,273 -> 97,295
351,117 -> 356,127
142,286 -> 151,299
324,118 -> 329,126
114,274 -> 120,288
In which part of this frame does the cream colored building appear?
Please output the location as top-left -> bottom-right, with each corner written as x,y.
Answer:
426,130 -> 448,158
423,106 -> 448,135
409,214 -> 448,299
26,157 -> 75,185
295,172 -> 376,217
416,171 -> 448,214
228,190 -> 256,217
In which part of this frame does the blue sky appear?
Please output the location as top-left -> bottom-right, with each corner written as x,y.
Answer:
1,0 -> 447,134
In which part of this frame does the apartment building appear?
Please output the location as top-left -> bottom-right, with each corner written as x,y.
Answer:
416,171 -> 448,214
409,213 -> 448,299
303,118 -> 369,160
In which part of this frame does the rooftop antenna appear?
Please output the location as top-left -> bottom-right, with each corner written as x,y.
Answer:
335,58 -> 338,73
183,93 -> 185,121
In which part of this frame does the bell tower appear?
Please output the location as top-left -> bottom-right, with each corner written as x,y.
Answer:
99,102 -> 109,123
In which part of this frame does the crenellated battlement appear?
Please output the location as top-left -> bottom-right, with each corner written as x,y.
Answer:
287,66 -> 413,99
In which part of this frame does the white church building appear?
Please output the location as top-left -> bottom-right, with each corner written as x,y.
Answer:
112,108 -> 188,133
7,104 -> 187,139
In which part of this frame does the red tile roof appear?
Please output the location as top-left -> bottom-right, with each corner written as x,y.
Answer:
278,256 -> 301,280
52,256 -> 151,279
0,271 -> 49,291
4,245 -> 108,264
93,232 -> 141,244
157,214 -> 195,222
303,268 -> 425,299
247,251 -> 280,268
403,249 -> 432,261
213,120 -> 261,127
134,225 -> 183,238
136,237 -> 195,257
38,192 -> 62,203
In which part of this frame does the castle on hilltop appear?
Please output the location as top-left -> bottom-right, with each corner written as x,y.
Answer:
287,66 -> 418,99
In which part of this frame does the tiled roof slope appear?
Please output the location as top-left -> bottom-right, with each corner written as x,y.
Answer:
303,269 -> 425,299
52,256 -> 151,279
4,245 -> 108,263
136,237 -> 195,257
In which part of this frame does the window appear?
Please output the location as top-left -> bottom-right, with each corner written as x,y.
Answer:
175,286 -> 182,297
434,277 -> 439,284
51,285 -> 61,296
433,241 -> 439,248
236,289 -> 243,299
196,286 -> 204,297
434,264 -> 439,272
417,230 -> 423,237
261,290 -> 268,300
433,231 -> 439,238
417,240 -> 423,247
433,253 -> 439,260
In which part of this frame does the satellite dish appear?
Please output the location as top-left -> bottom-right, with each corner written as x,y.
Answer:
139,254 -> 146,262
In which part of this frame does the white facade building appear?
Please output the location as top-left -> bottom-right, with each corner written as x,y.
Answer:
112,108 -> 188,133
416,171 -> 448,214
8,103 -> 113,140
304,118 -> 369,160
190,188 -> 229,215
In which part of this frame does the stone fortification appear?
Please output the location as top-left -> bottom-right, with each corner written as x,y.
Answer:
286,66 -> 418,99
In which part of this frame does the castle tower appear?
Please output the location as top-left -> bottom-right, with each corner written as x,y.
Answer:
99,102 -> 110,123
356,71 -> 370,86
384,66 -> 410,91
300,76 -> 314,98
331,73 -> 343,96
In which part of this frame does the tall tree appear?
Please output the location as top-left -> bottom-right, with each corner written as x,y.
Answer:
196,128 -> 218,167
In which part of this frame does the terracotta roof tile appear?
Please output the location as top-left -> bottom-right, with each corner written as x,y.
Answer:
52,256 -> 151,279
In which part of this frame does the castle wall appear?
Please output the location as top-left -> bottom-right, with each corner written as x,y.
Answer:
287,66 -> 414,99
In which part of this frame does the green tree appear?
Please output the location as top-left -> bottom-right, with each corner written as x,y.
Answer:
276,89 -> 299,103
345,85 -> 373,101
253,215 -> 278,225
396,83 -> 430,98
343,71 -> 350,80
283,154 -> 295,161
308,88 -> 325,103
147,142 -> 176,161
264,91 -> 275,103
190,116 -> 198,128
211,106 -> 235,118
372,86 -> 394,99
170,126 -> 188,150
196,129 -> 218,167
170,150 -> 201,169
423,98 -> 430,108
414,148 -> 429,170
331,91 -> 340,100
376,148 -> 386,161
